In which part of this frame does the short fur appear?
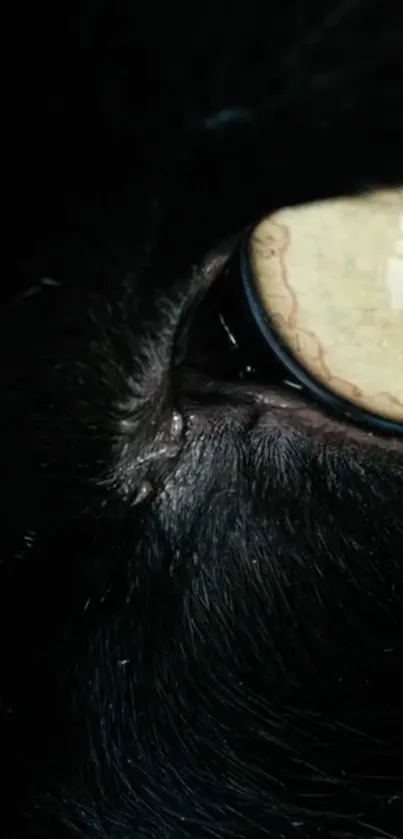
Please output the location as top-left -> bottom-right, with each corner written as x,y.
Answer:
2,1 -> 403,837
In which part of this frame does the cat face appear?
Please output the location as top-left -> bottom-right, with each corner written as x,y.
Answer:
2,226 -> 402,839
2,1 -> 403,836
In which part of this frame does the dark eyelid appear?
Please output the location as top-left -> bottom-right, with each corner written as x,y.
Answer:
194,234 -> 403,439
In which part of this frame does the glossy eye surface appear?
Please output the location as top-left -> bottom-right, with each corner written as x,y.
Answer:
245,188 -> 403,428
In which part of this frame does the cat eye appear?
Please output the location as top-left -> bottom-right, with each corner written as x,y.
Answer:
236,188 -> 403,435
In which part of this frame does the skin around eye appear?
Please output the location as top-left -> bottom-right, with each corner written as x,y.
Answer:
249,188 -> 403,423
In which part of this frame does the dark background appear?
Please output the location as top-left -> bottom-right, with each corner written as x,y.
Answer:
6,0 -> 403,303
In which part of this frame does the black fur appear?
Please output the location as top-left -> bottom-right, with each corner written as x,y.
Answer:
2,2 -> 403,836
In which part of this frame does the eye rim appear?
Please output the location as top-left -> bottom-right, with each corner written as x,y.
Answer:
239,236 -> 403,438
